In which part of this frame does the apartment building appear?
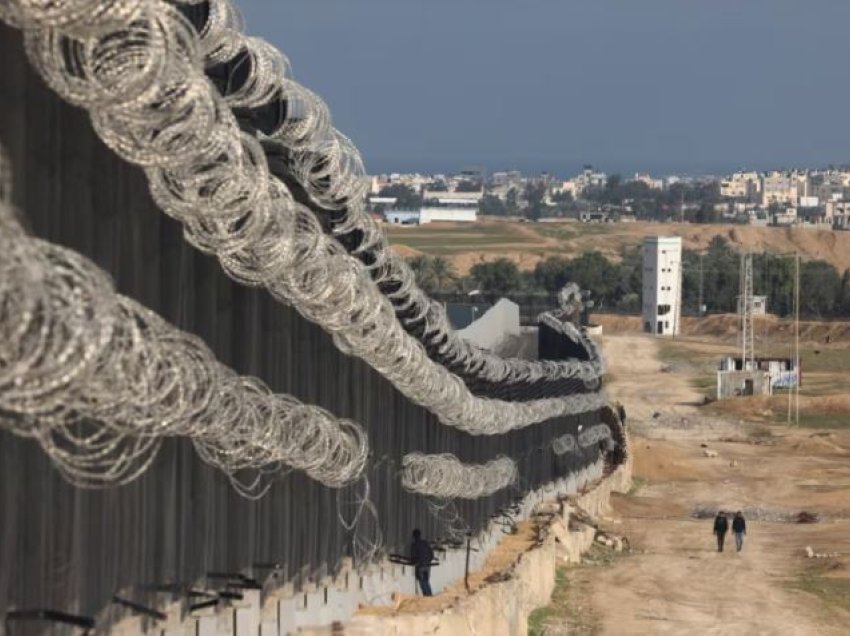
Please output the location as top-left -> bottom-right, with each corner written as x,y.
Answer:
760,172 -> 798,207
720,171 -> 760,200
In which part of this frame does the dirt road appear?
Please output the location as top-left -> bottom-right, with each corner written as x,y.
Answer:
583,334 -> 850,635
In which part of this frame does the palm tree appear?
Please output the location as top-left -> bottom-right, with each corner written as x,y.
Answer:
429,256 -> 458,292
408,255 -> 437,293
407,255 -> 457,293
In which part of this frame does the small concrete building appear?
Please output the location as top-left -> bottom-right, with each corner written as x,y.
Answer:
716,370 -> 772,400
642,236 -> 682,336
737,294 -> 768,316
719,356 -> 800,389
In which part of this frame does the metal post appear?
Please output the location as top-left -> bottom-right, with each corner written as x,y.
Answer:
739,253 -> 745,364
795,253 -> 800,426
738,252 -> 754,370
464,534 -> 472,592
698,253 -> 704,317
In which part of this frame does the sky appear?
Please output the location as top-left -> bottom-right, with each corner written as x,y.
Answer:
236,0 -> 850,177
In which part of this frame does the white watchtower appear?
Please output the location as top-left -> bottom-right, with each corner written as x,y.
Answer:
642,236 -> 682,336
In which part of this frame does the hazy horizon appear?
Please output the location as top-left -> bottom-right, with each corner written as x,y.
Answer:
349,156 -> 850,179
236,0 -> 850,178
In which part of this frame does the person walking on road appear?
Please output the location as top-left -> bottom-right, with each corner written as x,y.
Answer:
713,511 -> 729,552
732,511 -> 747,552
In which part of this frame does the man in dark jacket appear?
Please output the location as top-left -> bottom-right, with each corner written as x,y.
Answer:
732,511 -> 747,552
410,529 -> 434,596
713,511 -> 729,552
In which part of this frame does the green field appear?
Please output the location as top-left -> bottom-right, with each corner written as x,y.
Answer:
385,223 -> 541,254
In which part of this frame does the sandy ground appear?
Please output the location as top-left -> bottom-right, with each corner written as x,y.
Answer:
604,334 -> 709,422
580,334 -> 850,635
593,313 -> 850,344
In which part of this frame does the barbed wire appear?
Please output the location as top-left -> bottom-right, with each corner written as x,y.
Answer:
401,453 -> 518,499
551,433 -> 577,456
577,423 -> 613,449
1,0 -> 611,436
336,476 -> 385,566
178,0 -> 606,390
0,203 -> 368,492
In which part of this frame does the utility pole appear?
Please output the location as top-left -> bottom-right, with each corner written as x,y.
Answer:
795,253 -> 801,426
739,252 -> 754,370
738,253 -> 744,356
698,253 -> 704,317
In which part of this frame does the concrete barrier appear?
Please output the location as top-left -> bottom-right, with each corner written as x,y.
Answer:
457,298 -> 521,350
112,457 -> 630,635
345,459 -> 632,635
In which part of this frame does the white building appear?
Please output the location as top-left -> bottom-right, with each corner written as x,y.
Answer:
642,236 -> 683,336
574,167 -> 607,192
490,171 -> 523,187
383,207 -> 477,225
383,210 -> 420,225
371,172 -> 431,194
772,206 -> 798,226
633,173 -> 664,190
420,206 -> 477,223
429,197 -> 480,207
558,167 -> 608,199
368,196 -> 398,209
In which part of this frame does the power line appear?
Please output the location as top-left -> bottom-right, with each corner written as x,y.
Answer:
795,253 -> 801,426
698,253 -> 704,317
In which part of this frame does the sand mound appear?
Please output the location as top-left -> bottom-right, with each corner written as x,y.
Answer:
389,244 -> 424,259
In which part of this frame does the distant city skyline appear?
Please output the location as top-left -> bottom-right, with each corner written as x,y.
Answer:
359,158 -> 850,180
237,0 -> 850,177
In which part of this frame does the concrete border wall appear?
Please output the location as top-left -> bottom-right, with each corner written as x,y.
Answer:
116,457 -> 630,636
0,24 -> 611,626
346,458 -> 632,635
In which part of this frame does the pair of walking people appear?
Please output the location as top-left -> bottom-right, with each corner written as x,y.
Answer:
713,511 -> 746,552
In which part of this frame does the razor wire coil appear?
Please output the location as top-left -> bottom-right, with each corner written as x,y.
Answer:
0,203 -> 368,492
0,0 -> 612,436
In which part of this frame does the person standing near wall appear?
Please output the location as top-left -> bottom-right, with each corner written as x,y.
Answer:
732,511 -> 747,552
410,529 -> 434,596
713,511 -> 729,552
